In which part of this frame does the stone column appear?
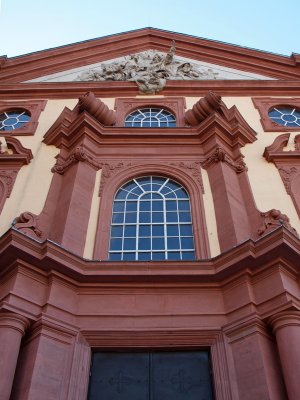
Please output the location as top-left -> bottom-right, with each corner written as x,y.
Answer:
270,311 -> 300,400
0,312 -> 29,400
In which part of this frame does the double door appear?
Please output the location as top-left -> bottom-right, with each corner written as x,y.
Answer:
88,351 -> 214,400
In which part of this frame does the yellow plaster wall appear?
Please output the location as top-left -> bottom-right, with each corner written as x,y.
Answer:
223,97 -> 300,234
0,99 -> 77,236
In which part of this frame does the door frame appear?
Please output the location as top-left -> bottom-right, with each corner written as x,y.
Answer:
81,329 -> 233,400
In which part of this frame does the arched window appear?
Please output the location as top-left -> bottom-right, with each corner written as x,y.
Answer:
124,108 -> 176,127
109,176 -> 195,261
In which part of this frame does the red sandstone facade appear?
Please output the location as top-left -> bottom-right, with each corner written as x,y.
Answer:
1,28 -> 300,400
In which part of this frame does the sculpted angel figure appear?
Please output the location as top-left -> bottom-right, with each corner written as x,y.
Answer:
135,70 -> 168,95
176,62 -> 200,79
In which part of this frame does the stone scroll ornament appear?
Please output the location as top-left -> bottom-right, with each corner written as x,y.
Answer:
75,41 -> 219,94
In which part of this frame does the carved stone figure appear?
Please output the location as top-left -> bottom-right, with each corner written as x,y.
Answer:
135,71 -> 168,95
75,41 -> 220,94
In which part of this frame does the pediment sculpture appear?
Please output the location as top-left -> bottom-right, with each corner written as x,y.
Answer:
75,41 -> 219,94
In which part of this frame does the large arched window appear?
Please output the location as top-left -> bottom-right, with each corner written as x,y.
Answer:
109,176 -> 195,261
124,108 -> 176,127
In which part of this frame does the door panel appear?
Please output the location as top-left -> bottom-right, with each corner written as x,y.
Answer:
88,351 -> 214,400
152,351 -> 213,400
88,352 -> 150,400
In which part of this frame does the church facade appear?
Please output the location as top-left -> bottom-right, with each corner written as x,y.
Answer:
0,28 -> 300,399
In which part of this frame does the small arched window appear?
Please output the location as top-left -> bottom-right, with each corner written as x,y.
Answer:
109,176 -> 195,261
124,108 -> 176,127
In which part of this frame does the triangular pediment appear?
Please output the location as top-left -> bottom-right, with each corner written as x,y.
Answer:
25,50 -> 274,83
1,28 -> 299,84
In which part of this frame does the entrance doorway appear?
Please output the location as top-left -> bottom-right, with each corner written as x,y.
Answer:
88,351 -> 214,400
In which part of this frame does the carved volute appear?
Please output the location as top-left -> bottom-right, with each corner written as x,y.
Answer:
185,91 -> 222,126
78,92 -> 116,126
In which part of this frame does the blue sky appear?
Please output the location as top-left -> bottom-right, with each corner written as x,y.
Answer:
1,0 -> 300,58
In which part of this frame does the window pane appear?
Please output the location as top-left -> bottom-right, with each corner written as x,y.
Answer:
152,212 -> 164,223
126,202 -> 137,212
179,212 -> 191,222
166,200 -> 177,211
167,225 -> 179,236
181,251 -> 195,260
167,237 -> 180,249
109,253 -> 122,261
110,238 -> 122,251
111,226 -> 123,237
124,238 -> 136,250
166,212 -> 178,223
109,176 -> 195,261
152,237 -> 165,250
113,202 -> 125,212
180,225 -> 193,236
125,213 -> 137,223
168,252 -> 181,260
112,213 -> 124,224
138,238 -> 151,250
139,212 -> 151,223
152,252 -> 165,260
181,237 -> 194,249
123,253 -> 136,261
152,225 -> 164,236
152,201 -> 163,211
178,200 -> 190,211
139,225 -> 151,236
124,225 -> 136,236
140,201 -> 151,211
138,252 -> 151,261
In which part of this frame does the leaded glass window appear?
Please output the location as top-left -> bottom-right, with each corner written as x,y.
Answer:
268,106 -> 300,127
0,109 -> 31,131
109,176 -> 195,261
124,108 -> 176,127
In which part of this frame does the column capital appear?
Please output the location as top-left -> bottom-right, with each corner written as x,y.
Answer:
0,312 -> 30,335
269,310 -> 300,333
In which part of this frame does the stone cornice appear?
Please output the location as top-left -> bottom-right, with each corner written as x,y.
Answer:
264,133 -> 300,163
0,226 -> 299,284
1,80 -> 300,99
0,137 -> 33,167
1,28 -> 300,83
43,100 -> 256,150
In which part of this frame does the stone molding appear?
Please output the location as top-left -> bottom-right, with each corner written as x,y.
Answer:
0,312 -> 30,335
2,81 -> 300,100
264,133 -> 300,217
0,137 -> 33,214
269,311 -> 300,333
223,315 -> 270,344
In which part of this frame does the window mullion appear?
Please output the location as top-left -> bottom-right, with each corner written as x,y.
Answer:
163,195 -> 168,260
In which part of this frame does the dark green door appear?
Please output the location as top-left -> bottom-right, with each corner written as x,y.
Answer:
88,351 -> 214,400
